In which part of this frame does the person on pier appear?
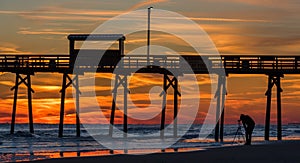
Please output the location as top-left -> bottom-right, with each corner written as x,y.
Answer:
239,114 -> 255,145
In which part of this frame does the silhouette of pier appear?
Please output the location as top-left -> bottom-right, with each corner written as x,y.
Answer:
3,34 -> 300,141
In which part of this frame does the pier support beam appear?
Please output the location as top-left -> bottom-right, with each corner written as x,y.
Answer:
58,73 -> 81,137
160,73 -> 167,138
264,74 -> 283,141
173,75 -> 179,138
160,74 -> 181,138
10,73 -> 35,134
214,75 -> 227,142
109,74 -> 129,138
220,108 -> 225,142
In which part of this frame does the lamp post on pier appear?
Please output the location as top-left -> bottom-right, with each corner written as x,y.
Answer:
147,7 -> 153,66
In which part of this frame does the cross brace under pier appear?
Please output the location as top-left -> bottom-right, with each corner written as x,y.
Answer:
265,74 -> 283,141
109,73 -> 181,139
160,74 -> 181,138
109,74 -> 129,138
58,73 -> 81,137
10,73 -> 35,134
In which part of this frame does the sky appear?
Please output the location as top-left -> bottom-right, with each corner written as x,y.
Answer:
0,0 -> 300,125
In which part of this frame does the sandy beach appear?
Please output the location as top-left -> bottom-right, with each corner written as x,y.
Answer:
31,140 -> 300,163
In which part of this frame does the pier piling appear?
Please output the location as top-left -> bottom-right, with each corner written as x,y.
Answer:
58,73 -> 80,137
160,73 -> 181,138
10,73 -> 34,134
264,74 -> 283,141
214,75 -> 227,142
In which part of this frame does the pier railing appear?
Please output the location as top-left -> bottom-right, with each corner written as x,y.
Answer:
0,55 -> 70,73
0,54 -> 300,74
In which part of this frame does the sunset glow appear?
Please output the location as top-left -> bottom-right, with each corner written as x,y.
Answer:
1,0 -> 300,126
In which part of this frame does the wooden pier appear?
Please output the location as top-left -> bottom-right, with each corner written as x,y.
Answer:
2,34 -> 300,141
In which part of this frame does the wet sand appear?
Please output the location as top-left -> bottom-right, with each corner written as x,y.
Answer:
32,140 -> 300,163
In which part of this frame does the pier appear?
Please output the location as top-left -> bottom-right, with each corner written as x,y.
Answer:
2,34 -> 300,141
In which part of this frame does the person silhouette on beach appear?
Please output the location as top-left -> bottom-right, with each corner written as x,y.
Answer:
239,114 -> 255,145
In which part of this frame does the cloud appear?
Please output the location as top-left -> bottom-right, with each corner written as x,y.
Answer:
0,1 -> 300,125
17,28 -> 78,35
0,8 -> 122,17
127,0 -> 169,11
240,0 -> 299,9
19,14 -> 108,22
0,11 -> 31,14
190,17 -> 270,23
0,42 -> 31,54
0,7 -> 123,22
208,32 -> 300,54
0,46 -> 21,53
202,0 -> 300,10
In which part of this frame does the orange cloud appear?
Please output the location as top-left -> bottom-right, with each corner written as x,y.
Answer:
0,42 -> 32,54
18,28 -> 78,35
1,0 -> 300,126
127,0 -> 169,11
0,72 -> 299,125
190,17 -> 270,23
0,8 -> 123,23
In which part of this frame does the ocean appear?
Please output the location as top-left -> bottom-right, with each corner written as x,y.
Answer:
0,123 -> 299,162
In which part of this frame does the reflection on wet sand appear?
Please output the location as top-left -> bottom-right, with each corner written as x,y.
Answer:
1,144 -> 205,162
